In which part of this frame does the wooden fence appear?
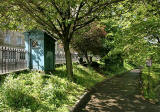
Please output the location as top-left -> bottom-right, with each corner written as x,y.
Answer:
0,46 -> 27,74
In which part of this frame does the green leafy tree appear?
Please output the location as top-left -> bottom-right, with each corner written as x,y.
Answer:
71,23 -> 106,64
0,0 -> 126,79
104,0 -> 160,66
101,20 -> 124,70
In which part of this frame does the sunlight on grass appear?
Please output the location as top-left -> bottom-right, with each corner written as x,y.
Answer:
0,64 -> 106,112
101,61 -> 134,77
142,65 -> 160,100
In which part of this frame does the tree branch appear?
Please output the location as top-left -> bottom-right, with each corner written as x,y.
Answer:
74,17 -> 96,31
77,0 -> 125,22
15,1 -> 63,38
27,1 -> 63,38
51,0 -> 64,19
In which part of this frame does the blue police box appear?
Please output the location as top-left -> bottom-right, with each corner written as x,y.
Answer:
24,30 -> 56,72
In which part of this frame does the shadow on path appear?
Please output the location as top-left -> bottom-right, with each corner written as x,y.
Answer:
82,69 -> 160,112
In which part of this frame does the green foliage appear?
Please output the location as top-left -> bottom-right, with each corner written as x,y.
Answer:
100,55 -> 134,76
103,49 -> 123,66
106,1 -> 160,101
55,64 -> 106,89
0,0 -> 127,78
100,19 -> 123,72
111,1 -> 160,101
0,64 -> 105,112
71,22 -> 107,61
101,1 -> 160,67
142,64 -> 160,100
100,19 -> 125,71
0,0 -> 125,38
102,20 -> 119,54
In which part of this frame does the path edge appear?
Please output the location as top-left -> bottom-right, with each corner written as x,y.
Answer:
69,70 -> 132,112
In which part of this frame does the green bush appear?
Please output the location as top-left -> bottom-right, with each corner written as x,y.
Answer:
102,49 -> 124,73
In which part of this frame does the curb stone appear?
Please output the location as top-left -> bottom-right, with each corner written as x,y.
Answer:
69,91 -> 92,112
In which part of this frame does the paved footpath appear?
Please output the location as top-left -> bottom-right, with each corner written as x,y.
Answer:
82,69 -> 160,112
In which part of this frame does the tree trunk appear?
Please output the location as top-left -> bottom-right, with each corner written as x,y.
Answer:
64,41 -> 74,80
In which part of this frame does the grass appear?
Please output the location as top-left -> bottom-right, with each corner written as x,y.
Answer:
98,60 -> 134,77
142,64 -> 160,100
0,63 -> 105,112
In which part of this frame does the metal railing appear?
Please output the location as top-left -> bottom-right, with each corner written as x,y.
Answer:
55,53 -> 78,64
0,46 -> 27,74
0,46 -> 79,74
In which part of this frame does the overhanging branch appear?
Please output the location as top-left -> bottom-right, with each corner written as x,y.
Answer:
77,0 -> 125,22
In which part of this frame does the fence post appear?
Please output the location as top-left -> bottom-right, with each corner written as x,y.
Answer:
8,48 -> 10,72
2,47 -> 3,73
11,47 -> 13,72
14,48 -> 16,71
5,47 -> 7,73
0,47 -> 2,73
17,49 -> 20,70
23,49 -> 25,69
6,47 -> 9,73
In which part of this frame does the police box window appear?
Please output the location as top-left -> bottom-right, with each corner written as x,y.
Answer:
32,40 -> 39,48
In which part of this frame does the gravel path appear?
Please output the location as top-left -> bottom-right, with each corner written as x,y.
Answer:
82,69 -> 160,112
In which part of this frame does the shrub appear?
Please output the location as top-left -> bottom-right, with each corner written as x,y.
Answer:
102,48 -> 123,66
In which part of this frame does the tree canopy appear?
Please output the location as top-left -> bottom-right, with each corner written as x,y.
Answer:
0,0 -> 158,79
0,0 -> 124,39
71,22 -> 106,64
0,0 -> 129,79
102,0 -> 160,66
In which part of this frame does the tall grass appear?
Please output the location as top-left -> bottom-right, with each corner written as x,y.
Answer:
0,64 -> 105,112
142,64 -> 160,101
